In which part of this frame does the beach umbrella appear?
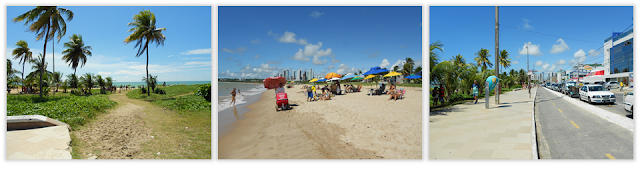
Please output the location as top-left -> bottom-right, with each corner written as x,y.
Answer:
405,74 -> 422,90
317,78 -> 327,82
330,77 -> 341,81
325,72 -> 341,79
364,75 -> 376,80
309,78 -> 319,83
351,76 -> 363,81
263,77 -> 286,89
383,71 -> 402,77
340,74 -> 357,81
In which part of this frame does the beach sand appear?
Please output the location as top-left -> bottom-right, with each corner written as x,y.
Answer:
218,86 -> 422,159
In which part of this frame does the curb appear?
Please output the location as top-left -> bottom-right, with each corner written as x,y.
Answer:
544,87 -> 633,132
531,87 -> 538,159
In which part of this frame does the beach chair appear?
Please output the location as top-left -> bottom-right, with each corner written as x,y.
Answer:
396,89 -> 406,99
356,85 -> 362,92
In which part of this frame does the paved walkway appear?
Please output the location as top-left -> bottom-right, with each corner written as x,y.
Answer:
430,88 -> 537,159
6,126 -> 72,159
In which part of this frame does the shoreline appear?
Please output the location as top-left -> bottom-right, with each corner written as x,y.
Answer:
218,86 -> 422,159
217,91 -> 264,136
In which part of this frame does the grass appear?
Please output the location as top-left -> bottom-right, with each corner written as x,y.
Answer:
128,84 -> 211,159
126,85 -> 200,101
6,94 -> 117,129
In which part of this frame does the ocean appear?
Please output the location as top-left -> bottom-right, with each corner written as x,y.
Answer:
112,81 -> 211,87
217,82 -> 267,112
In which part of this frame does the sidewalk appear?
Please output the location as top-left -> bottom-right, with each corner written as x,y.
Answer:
6,126 -> 72,159
429,88 -> 537,159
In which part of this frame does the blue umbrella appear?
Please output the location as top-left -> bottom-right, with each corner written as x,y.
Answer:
406,75 -> 422,79
317,78 -> 327,82
340,75 -> 357,80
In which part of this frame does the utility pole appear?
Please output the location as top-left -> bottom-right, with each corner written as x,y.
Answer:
495,6 -> 500,104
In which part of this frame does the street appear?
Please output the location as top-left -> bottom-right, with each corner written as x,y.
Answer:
588,90 -> 633,119
534,87 -> 633,159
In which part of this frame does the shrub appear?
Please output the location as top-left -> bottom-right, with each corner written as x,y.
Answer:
512,85 -> 522,89
194,83 -> 211,102
154,88 -> 166,94
7,95 -> 117,129
140,87 -> 147,94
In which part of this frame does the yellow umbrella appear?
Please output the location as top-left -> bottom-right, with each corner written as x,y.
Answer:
383,71 -> 402,77
309,78 -> 319,82
364,75 -> 376,79
325,72 -> 341,79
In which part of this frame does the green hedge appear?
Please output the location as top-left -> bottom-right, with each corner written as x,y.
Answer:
7,95 -> 117,129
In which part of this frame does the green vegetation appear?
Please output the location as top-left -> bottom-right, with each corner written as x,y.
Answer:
6,95 -> 116,129
194,83 -> 211,102
154,95 -> 211,113
127,84 -> 200,100
430,40 -> 530,109
124,9 -> 166,96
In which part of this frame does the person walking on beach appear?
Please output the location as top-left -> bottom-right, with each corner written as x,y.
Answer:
230,88 -> 237,106
472,80 -> 479,104
307,84 -> 315,102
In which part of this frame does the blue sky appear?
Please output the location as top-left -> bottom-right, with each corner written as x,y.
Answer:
6,6 -> 211,82
430,6 -> 632,75
218,6 -> 422,79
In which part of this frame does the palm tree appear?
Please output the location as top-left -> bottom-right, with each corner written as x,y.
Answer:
29,54 -> 53,86
7,59 -> 22,90
499,49 -> 511,71
124,9 -> 166,96
80,73 -> 95,94
430,41 -> 444,84
474,48 -> 492,71
142,74 -> 158,92
451,54 -> 466,67
393,65 -> 400,72
62,34 -> 92,75
95,75 -> 106,94
61,79 -> 69,93
52,71 -> 63,92
66,73 -> 78,93
13,6 -> 74,97
12,40 -> 33,93
106,77 -> 114,90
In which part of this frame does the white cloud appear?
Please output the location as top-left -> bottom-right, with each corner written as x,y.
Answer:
380,59 -> 390,69
588,49 -> 600,57
390,60 -> 406,70
253,54 -> 260,59
184,61 -> 211,66
304,42 -> 322,56
542,62 -> 550,70
330,54 -> 340,64
548,64 -> 557,72
556,59 -> 566,65
276,31 -> 308,45
291,49 -> 309,61
512,60 -> 519,65
180,48 -> 212,55
312,56 -> 327,65
522,18 -> 533,30
573,49 -> 587,63
268,30 -> 276,36
167,55 -> 173,58
336,63 -> 353,75
310,11 -> 324,19
221,48 -> 234,53
550,38 -> 570,54
327,65 -> 335,69
251,39 -> 262,44
535,61 -> 543,66
518,42 -> 543,56
298,38 -> 308,45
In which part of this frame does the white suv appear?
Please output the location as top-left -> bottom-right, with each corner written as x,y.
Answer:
579,85 -> 616,104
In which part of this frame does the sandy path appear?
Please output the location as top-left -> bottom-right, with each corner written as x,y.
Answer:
74,90 -> 153,159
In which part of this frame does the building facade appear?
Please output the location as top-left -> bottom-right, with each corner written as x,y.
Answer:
603,29 -> 633,86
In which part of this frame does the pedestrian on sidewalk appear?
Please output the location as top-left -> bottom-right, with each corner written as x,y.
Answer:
620,82 -> 624,92
472,80 -> 479,104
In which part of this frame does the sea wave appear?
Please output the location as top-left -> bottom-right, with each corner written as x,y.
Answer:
217,84 -> 267,112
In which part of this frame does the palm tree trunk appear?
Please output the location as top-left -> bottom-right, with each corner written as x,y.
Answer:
40,24 -> 50,97
146,43 -> 150,96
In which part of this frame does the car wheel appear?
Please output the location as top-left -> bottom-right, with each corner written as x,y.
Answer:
588,97 -> 591,103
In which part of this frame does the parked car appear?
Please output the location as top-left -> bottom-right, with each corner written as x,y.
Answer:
562,81 -> 579,97
594,81 -> 606,86
556,83 -> 562,92
604,81 -> 620,90
579,85 -> 616,104
624,92 -> 633,113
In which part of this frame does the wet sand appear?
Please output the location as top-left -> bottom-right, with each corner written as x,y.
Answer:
218,86 -> 422,159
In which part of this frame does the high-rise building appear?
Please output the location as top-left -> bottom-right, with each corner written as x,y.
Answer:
297,69 -> 302,81
308,68 -> 314,81
602,29 -> 633,85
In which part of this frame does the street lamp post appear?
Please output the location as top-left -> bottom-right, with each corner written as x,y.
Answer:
527,44 -> 530,98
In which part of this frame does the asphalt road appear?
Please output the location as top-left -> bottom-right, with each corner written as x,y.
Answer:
547,87 -> 632,119
535,87 -> 633,159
